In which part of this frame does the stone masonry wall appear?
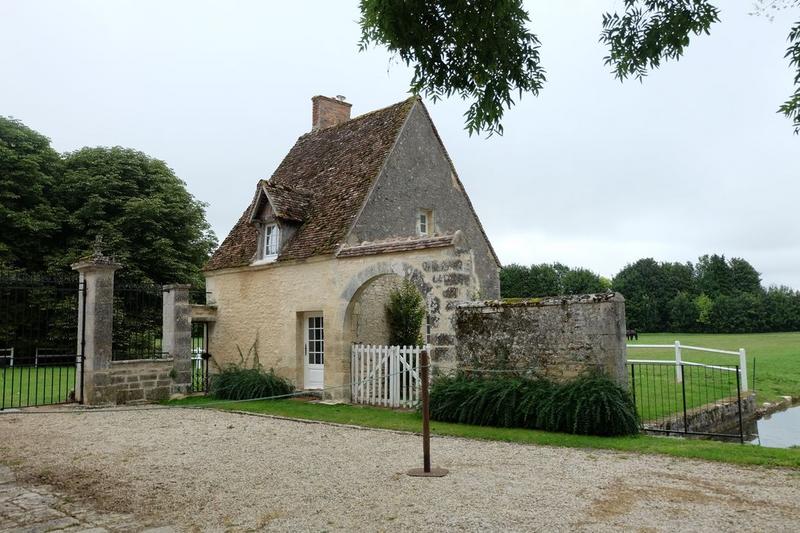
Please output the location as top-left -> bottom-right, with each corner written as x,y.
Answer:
644,393 -> 756,435
350,274 -> 404,345
91,359 -> 176,404
454,293 -> 627,384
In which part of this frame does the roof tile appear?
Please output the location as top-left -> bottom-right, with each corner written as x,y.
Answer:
205,97 -> 415,271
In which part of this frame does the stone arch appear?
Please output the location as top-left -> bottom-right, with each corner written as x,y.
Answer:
341,262 -> 438,348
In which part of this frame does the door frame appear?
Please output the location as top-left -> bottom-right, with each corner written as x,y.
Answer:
303,312 -> 324,389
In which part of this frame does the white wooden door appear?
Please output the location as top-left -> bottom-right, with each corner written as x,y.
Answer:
304,314 -> 324,389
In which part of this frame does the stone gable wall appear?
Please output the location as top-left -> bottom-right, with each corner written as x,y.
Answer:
454,293 -> 628,384
348,103 -> 500,299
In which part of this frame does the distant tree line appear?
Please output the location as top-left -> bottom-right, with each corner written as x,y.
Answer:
500,255 -> 800,333
500,263 -> 611,299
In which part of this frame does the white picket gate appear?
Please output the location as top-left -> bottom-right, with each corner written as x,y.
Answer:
351,344 -> 427,408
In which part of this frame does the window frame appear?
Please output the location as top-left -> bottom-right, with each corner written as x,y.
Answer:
418,209 -> 433,236
262,222 -> 280,260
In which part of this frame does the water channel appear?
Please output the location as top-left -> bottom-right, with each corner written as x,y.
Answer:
745,403 -> 800,448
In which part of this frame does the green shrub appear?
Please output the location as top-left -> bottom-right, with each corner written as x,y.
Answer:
210,367 -> 294,401
386,279 -> 426,346
536,374 -> 639,436
429,374 -> 555,428
429,373 -> 638,437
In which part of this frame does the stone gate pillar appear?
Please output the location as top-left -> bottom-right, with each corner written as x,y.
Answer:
162,284 -> 192,394
72,253 -> 121,405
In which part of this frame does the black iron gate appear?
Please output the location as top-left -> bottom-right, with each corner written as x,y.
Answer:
0,274 -> 85,409
627,360 -> 746,442
191,321 -> 210,393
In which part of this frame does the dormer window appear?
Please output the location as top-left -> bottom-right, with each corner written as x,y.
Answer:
262,223 -> 280,259
418,209 -> 433,236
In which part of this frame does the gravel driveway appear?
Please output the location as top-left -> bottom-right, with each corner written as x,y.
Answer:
0,406 -> 798,532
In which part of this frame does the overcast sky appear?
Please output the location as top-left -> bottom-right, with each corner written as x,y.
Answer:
2,1 -> 798,287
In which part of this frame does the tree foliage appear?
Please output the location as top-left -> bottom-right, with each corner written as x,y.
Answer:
0,117 -> 63,271
0,117 -> 216,285
600,0 -> 720,81
499,262 -> 606,298
360,0 -> 800,135
500,254 -> 800,333
359,0 -> 545,136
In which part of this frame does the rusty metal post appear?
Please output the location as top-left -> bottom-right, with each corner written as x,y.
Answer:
407,350 -> 448,477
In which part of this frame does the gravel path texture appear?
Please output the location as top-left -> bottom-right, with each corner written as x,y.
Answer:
0,406 -> 798,532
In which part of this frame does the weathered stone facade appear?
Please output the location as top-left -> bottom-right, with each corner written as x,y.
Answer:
348,103 -> 500,299
348,274 -> 404,345
454,293 -> 628,384
205,241 -> 476,398
204,96 -> 501,400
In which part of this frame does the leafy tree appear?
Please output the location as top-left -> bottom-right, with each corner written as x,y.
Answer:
360,1 -> 800,134
499,263 -> 605,298
386,279 -> 426,346
561,267 -> 605,295
729,257 -> 762,294
668,291 -> 698,332
764,285 -> 800,331
0,117 -> 217,286
54,147 -> 217,285
695,254 -> 733,298
708,292 -> 767,333
695,293 -> 713,329
0,117 -> 63,271
612,258 -> 672,329
359,0 -> 545,136
526,263 -> 561,296
498,263 -> 529,298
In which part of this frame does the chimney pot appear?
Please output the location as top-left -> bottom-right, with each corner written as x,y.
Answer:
312,95 -> 352,131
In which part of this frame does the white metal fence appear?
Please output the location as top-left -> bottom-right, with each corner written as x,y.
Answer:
627,340 -> 748,391
351,344 -> 426,408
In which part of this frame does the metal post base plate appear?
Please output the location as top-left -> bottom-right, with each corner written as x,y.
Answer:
406,467 -> 449,477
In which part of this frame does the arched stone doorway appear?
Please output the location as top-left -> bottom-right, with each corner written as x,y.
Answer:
344,273 -> 429,347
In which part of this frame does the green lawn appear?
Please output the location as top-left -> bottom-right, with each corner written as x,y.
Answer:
628,332 -> 800,404
0,365 -> 76,408
166,395 -> 800,469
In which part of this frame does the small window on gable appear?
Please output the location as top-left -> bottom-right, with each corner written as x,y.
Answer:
418,209 -> 433,236
262,223 -> 280,259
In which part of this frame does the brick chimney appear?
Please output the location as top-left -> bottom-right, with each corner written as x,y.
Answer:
311,95 -> 352,131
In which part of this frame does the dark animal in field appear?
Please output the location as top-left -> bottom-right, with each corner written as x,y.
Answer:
626,329 -> 638,341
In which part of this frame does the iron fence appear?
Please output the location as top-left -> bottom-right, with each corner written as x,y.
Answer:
0,274 -> 84,409
191,321 -> 210,393
628,360 -> 745,442
112,283 -> 166,360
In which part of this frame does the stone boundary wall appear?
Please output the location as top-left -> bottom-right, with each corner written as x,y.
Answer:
645,393 -> 756,435
454,293 -> 627,384
93,359 -> 177,404
72,255 -> 192,406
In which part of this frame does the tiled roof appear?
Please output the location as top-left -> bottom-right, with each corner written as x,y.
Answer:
205,98 -> 416,271
336,234 -> 456,258
259,182 -> 312,222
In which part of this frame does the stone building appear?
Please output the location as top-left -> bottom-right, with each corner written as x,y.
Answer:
204,96 -> 500,397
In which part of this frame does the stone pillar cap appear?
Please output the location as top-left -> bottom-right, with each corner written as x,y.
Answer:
71,257 -> 122,272
162,283 -> 192,291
